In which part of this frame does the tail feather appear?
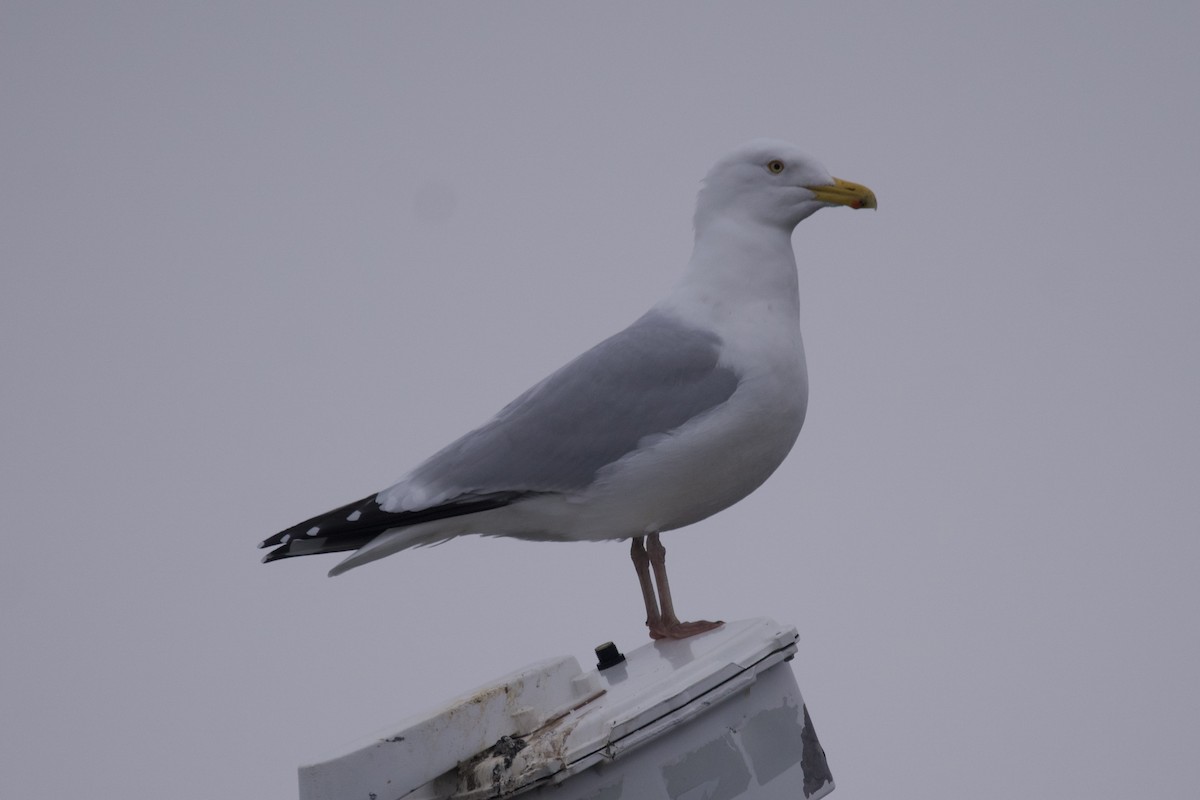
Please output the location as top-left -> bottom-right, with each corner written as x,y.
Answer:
259,490 -> 532,565
260,533 -> 375,564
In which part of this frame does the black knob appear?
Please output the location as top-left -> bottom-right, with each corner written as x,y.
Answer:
594,641 -> 626,670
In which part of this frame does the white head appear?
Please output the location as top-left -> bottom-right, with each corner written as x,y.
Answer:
694,139 -> 876,231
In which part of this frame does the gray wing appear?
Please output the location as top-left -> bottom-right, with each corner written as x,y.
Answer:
381,309 -> 740,510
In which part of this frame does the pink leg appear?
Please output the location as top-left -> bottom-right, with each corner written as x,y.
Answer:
641,533 -> 723,640
630,536 -> 663,633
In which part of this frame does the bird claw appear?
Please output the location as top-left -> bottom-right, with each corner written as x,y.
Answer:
647,618 -> 724,640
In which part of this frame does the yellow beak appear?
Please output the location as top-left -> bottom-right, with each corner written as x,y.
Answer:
804,177 -> 878,210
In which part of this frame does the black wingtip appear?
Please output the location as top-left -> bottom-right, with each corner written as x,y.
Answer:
258,531 -> 288,549
257,490 -> 533,565
261,546 -> 289,564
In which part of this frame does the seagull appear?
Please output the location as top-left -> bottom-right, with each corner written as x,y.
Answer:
259,140 -> 876,639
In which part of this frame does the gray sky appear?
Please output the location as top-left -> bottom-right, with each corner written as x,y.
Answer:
3,3 -> 1198,798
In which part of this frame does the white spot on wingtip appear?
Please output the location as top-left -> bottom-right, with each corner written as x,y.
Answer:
281,534 -> 291,544
306,526 -> 320,536
347,510 -> 361,522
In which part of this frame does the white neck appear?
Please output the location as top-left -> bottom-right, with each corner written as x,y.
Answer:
661,216 -> 800,321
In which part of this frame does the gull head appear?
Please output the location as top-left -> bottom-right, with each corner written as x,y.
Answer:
694,139 -> 876,232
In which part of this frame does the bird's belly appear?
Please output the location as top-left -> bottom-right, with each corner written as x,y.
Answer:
552,369 -> 807,539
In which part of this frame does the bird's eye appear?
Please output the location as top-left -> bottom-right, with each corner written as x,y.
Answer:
767,159 -> 785,174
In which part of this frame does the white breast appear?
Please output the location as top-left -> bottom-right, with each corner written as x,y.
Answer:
553,281 -> 809,539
